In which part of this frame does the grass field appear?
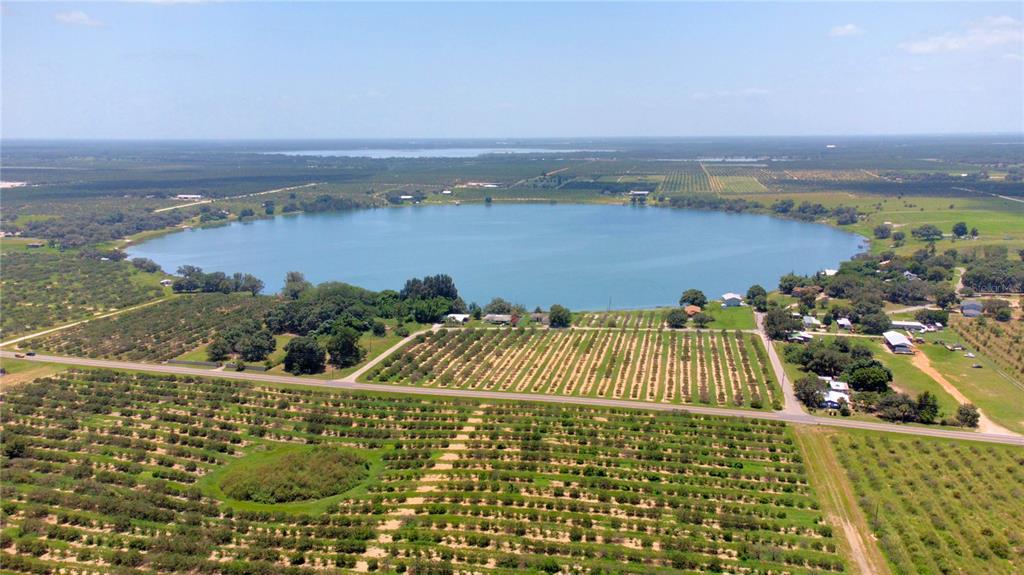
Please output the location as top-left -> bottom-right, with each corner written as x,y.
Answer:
918,328 -> 1024,435
0,369 -> 846,574
364,327 -> 782,409
831,429 -> 1024,575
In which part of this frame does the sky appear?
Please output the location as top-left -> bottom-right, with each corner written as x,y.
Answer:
2,2 -> 1022,139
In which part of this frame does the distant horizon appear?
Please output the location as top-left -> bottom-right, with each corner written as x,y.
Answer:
3,132 -> 1023,143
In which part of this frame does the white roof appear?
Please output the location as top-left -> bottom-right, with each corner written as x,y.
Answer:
883,331 -> 912,347
836,318 -> 852,326
823,269 -> 838,276
722,292 -> 743,301
891,320 -> 926,329
445,314 -> 470,321
803,315 -> 821,325
483,314 -> 512,321
824,390 -> 850,404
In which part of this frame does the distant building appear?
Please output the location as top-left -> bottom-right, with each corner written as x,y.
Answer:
836,318 -> 853,330
822,269 -> 838,277
788,332 -> 814,343
819,376 -> 850,393
684,305 -> 702,316
530,312 -> 550,325
26,242 -> 44,248
902,270 -> 919,281
883,331 -> 914,354
891,320 -> 927,332
628,190 -> 650,197
399,195 -> 415,201
802,315 -> 822,328
961,300 -> 983,318
721,293 -> 743,307
482,314 -> 513,325
159,279 -> 174,287
441,189 -> 452,195
445,314 -> 470,324
175,194 -> 204,200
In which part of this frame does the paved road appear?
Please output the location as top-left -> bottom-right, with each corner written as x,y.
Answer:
3,350 -> 1021,446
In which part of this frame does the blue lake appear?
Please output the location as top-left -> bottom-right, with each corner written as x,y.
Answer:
129,204 -> 865,310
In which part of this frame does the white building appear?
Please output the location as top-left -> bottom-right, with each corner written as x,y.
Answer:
883,331 -> 914,354
628,190 -> 650,198
445,314 -> 470,324
802,315 -> 822,328
483,314 -> 513,325
891,320 -> 927,332
819,376 -> 850,392
822,390 -> 851,409
721,293 -> 743,307
836,318 -> 853,330
175,194 -> 203,200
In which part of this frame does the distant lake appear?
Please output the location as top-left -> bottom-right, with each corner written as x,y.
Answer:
265,148 -> 609,158
129,205 -> 864,310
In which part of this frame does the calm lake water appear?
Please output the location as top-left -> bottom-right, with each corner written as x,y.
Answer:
129,205 -> 864,310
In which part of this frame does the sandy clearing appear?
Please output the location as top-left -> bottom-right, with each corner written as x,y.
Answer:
910,352 -> 1013,435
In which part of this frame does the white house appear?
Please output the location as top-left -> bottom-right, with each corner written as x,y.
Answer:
445,314 -> 470,324
822,269 -> 838,277
721,293 -> 743,307
836,318 -> 853,330
821,390 -> 851,409
883,331 -> 914,354
802,315 -> 822,328
175,194 -> 203,200
159,279 -> 174,287
399,195 -> 415,201
891,320 -> 927,332
628,190 -> 651,198
441,189 -> 453,195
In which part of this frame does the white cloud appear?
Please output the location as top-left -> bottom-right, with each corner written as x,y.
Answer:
54,10 -> 103,27
899,16 -> 1023,54
829,24 -> 863,38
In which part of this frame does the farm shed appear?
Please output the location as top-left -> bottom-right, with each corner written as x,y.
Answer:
802,315 -> 822,328
445,314 -> 470,324
883,331 -> 915,354
483,314 -> 513,325
960,300 -> 983,318
836,318 -> 853,330
891,320 -> 927,332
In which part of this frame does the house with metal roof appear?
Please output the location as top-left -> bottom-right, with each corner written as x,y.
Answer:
883,331 -> 914,354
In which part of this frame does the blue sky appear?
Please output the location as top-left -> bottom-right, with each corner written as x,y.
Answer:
2,2 -> 1022,138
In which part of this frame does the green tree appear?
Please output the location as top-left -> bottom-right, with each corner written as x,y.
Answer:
283,336 -> 326,375
952,221 -> 968,237
794,375 -> 824,409
956,403 -> 980,428
873,224 -> 892,239
282,271 -> 312,300
764,308 -> 801,340
207,337 -> 232,362
892,230 -> 906,245
846,365 -> 892,392
679,289 -> 707,308
911,224 -> 944,242
691,312 -> 713,328
371,320 -> 387,337
932,284 -> 958,309
916,391 -> 940,424
665,308 -> 688,329
858,312 -> 892,335
326,327 -> 366,368
236,329 -> 276,362
548,304 -> 571,328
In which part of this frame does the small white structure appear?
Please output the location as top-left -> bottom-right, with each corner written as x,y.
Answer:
441,189 -> 452,195
175,194 -> 203,200
399,195 -> 415,201
891,320 -> 927,332
883,331 -> 914,354
482,314 -> 513,325
836,318 -> 853,330
721,293 -> 743,307
902,270 -> 919,281
819,376 -> 850,392
822,390 -> 851,409
788,331 -> 814,343
445,314 -> 470,324
159,279 -> 174,287
802,315 -> 822,328
628,190 -> 650,198
822,269 -> 838,277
